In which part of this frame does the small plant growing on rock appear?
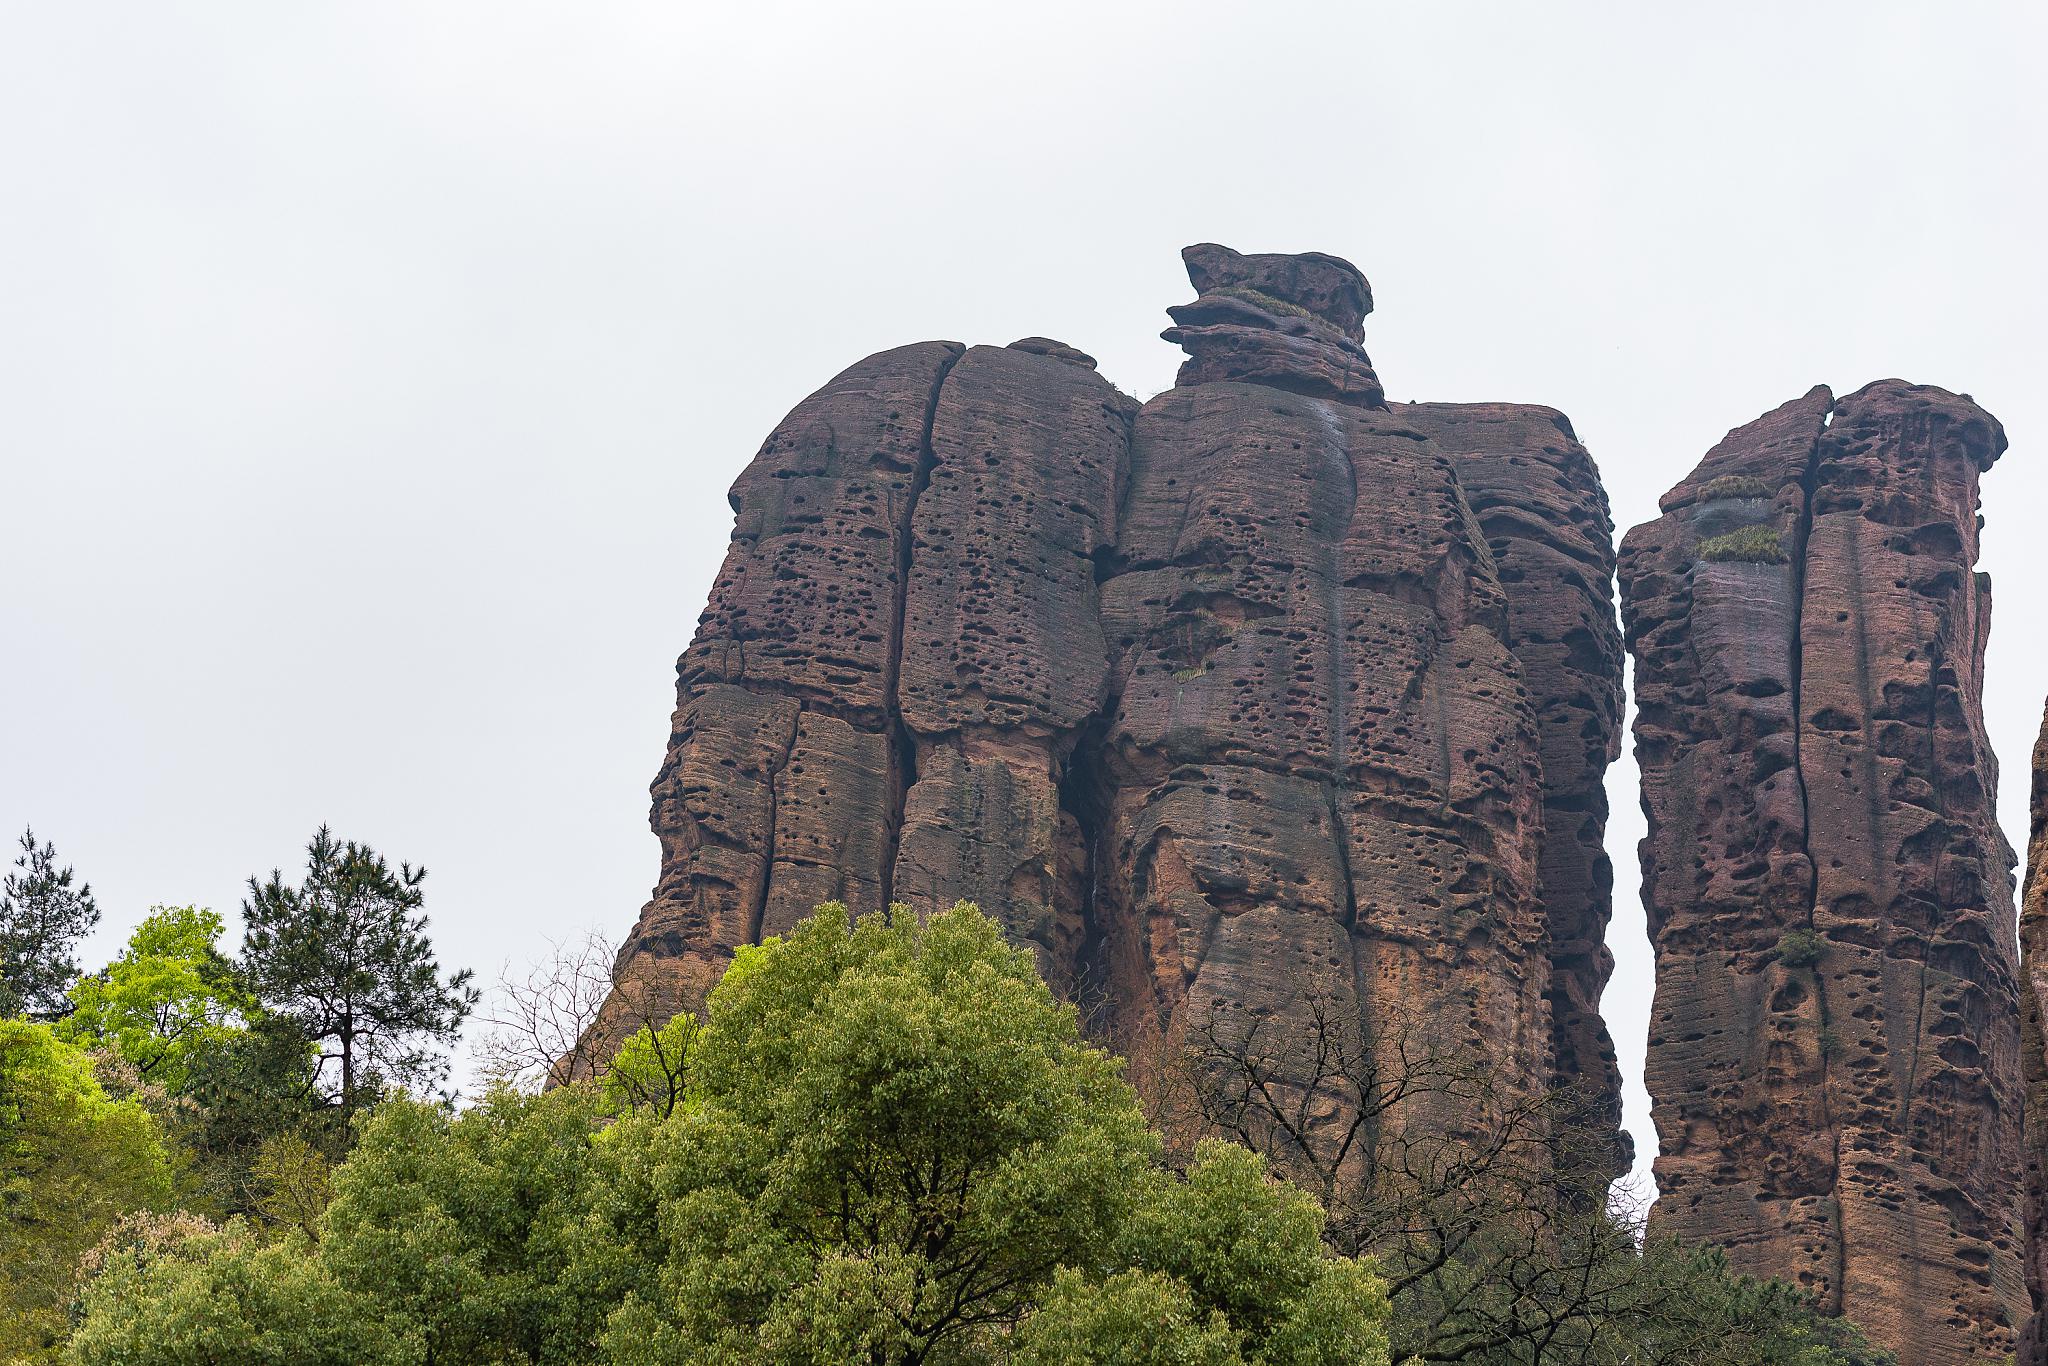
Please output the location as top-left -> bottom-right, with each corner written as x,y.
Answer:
1698,525 -> 1788,564
1700,474 -> 1775,501
1777,927 -> 1824,969
1211,283 -> 1318,322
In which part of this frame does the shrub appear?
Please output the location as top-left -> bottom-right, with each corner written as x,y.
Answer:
1211,284 -> 1317,323
66,1218 -> 414,1366
1699,475 -> 1775,502
1698,525 -> 1788,564
1777,928 -> 1824,970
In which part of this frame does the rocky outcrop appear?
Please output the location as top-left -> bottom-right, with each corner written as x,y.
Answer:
893,340 -> 1136,982
2020,703 -> 2048,1362
1621,382 -> 2021,1364
1408,403 -> 1629,1174
599,243 -> 1625,1184
1090,359 -> 1547,1140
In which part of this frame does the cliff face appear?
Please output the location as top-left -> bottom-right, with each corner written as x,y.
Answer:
598,245 -> 1627,1175
1405,403 -> 1629,1172
2021,703 -> 2048,1362
1093,267 -> 1550,1138
1620,382 -> 2020,1364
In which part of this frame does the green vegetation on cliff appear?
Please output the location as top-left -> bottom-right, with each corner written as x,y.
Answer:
1698,525 -> 1790,563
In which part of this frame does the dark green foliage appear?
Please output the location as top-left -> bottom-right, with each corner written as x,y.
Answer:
171,1012 -> 325,1212
55,902 -> 1895,1366
67,1218 -> 415,1366
240,827 -> 476,1134
1697,525 -> 1789,563
0,829 -> 100,1020
64,904 -> 1393,1366
1700,475 -> 1776,501
1620,1244 -> 1895,1365
1777,927 -> 1825,970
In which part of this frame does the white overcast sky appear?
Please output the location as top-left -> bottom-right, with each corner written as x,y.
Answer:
5,2 -> 2044,1195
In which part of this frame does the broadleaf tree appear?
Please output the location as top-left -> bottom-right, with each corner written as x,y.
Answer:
60,905 -> 253,1091
0,1020 -> 172,1360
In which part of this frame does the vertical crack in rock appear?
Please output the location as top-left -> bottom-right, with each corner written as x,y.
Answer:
1095,247 -> 1553,1161
891,340 -> 1134,987
588,339 -> 964,1042
747,709 -> 801,946
1781,425 -> 1844,1313
1624,382 -> 2021,1365
879,345 -> 964,914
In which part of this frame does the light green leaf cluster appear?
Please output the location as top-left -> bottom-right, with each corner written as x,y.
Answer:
1016,1268 -> 1244,1365
60,906 -> 251,1092
600,1010 -> 697,1116
0,1020 -> 173,1360
1039,1141 -> 1392,1366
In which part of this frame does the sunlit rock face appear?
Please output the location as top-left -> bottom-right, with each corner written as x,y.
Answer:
593,242 -> 1627,1189
1621,382 -> 2022,1364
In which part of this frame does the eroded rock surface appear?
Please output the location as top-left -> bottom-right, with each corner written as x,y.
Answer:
600,244 -> 1625,1189
1409,402 -> 1630,1176
2020,703 -> 2048,1363
1621,381 -> 2021,1364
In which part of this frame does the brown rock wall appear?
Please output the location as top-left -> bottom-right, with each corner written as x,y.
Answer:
2020,702 -> 2048,1362
1622,381 -> 2021,1364
1408,402 -> 1630,1177
600,244 -> 1626,1202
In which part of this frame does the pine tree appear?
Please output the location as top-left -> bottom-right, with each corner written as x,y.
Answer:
240,827 -> 476,1135
0,827 -> 101,1019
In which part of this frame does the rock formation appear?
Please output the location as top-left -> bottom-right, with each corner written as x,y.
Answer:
2020,702 -> 2048,1362
1620,382 -> 2021,1363
1403,403 -> 1628,1171
597,244 -> 1630,1179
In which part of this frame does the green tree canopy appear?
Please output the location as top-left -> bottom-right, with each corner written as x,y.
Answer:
0,1020 -> 171,1360
58,900 -> 1890,1366
318,1085 -> 630,1365
59,906 -> 252,1092
0,829 -> 100,1020
593,902 -> 1166,1364
66,904 -> 1390,1365
66,1216 -> 416,1366
240,826 -> 476,1130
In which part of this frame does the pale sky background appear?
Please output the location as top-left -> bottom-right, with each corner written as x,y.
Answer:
4,2 -> 2044,1199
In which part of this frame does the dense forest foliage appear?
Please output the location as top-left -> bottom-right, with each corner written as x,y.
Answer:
1,829 -> 1892,1364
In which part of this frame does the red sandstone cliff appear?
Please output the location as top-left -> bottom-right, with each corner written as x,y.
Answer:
1620,382 -> 2021,1363
597,243 -> 1629,1194
2020,702 -> 2048,1363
